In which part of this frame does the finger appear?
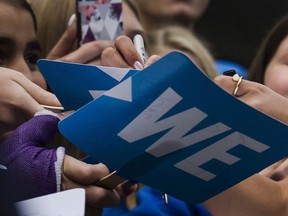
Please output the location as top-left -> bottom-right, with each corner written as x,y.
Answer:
0,81 -> 41,133
63,155 -> 109,184
13,72 -> 61,107
85,184 -> 120,207
259,158 -> 287,177
47,21 -> 78,60
15,77 -> 61,106
214,75 -> 259,97
115,181 -> 139,198
59,40 -> 113,64
213,75 -> 263,109
270,158 -> 288,181
145,55 -> 161,67
214,75 -> 288,122
86,58 -> 103,66
101,47 -> 131,68
214,75 -> 277,112
61,171 -> 120,207
114,35 -> 142,68
8,86 -> 44,120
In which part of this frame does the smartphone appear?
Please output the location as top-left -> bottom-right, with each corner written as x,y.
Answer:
76,0 -> 123,45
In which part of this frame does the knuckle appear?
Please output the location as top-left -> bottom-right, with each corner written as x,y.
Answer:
80,165 -> 96,179
101,47 -> 115,60
115,35 -> 130,46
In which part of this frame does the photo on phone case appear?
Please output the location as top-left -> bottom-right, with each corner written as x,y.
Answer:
77,0 -> 123,44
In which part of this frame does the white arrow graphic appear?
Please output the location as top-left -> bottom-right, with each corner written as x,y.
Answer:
104,77 -> 132,102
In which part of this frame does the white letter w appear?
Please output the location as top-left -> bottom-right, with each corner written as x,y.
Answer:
118,88 -> 230,157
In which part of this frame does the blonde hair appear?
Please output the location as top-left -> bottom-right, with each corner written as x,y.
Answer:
29,0 -> 76,58
145,26 -> 217,79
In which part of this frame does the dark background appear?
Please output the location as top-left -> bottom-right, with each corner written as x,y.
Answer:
195,0 -> 288,69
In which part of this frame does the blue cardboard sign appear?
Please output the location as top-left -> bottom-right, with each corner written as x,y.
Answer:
40,52 -> 288,203
38,60 -> 138,110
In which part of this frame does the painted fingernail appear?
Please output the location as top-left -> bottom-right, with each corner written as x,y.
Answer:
134,61 -> 144,70
68,13 -> 76,28
223,69 -> 236,76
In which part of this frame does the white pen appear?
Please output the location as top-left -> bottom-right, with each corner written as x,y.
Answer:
133,34 -> 147,67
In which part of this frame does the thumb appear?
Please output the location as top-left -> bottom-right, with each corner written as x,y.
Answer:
47,17 -> 77,60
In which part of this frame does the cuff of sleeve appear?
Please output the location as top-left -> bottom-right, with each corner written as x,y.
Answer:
35,109 -> 60,119
55,147 -> 65,192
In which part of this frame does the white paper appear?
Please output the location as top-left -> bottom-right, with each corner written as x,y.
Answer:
14,189 -> 85,216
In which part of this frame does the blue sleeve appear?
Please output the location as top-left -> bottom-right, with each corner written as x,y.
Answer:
103,186 -> 212,216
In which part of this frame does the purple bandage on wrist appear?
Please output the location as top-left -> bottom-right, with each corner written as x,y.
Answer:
0,114 -> 65,202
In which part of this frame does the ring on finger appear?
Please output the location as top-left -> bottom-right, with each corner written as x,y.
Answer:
232,74 -> 243,96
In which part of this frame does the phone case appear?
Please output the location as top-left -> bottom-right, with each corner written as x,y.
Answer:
76,0 -> 123,44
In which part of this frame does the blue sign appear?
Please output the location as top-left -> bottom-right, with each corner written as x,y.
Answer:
40,52 -> 288,203
38,60 -> 138,110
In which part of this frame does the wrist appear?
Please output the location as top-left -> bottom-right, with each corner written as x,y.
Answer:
34,109 -> 60,119
55,147 -> 65,192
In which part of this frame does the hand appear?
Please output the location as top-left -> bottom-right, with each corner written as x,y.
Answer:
0,112 -> 120,212
47,21 -> 113,65
62,156 -> 120,211
101,35 -> 160,69
214,75 -> 288,124
0,112 -> 62,202
214,75 -> 288,183
0,67 -> 61,136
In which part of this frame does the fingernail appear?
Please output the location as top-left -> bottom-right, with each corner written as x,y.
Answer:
134,61 -> 144,70
223,69 -> 236,76
68,13 -> 76,28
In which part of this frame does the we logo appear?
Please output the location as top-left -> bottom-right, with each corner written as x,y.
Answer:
118,88 -> 269,181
